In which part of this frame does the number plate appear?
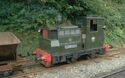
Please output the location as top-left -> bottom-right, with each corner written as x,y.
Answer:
65,44 -> 77,49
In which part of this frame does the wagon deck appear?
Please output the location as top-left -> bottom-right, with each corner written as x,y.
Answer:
0,32 -> 20,45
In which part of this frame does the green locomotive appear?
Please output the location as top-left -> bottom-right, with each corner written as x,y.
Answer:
33,16 -> 106,67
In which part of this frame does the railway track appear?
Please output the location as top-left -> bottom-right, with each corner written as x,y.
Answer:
5,48 -> 125,78
98,67 -> 125,78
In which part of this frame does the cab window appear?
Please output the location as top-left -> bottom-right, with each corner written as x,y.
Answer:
90,20 -> 97,32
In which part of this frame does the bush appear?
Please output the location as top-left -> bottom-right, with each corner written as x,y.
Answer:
0,0 -> 58,32
0,0 -> 125,56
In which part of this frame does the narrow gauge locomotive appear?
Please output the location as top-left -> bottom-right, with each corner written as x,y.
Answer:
33,16 -> 106,67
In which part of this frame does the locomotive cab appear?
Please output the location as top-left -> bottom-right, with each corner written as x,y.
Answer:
84,16 -> 104,50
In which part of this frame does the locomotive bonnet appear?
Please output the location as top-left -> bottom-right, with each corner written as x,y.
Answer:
33,16 -> 105,67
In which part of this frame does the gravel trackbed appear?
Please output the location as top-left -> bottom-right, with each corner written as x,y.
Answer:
24,52 -> 125,78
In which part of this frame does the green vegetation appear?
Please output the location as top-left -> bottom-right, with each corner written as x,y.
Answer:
0,0 -> 125,56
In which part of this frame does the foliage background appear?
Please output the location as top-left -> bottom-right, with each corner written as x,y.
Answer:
0,0 -> 125,56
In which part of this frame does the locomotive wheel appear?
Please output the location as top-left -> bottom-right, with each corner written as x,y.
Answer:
42,61 -> 52,68
71,57 -> 77,62
90,53 -> 97,58
67,58 -> 72,64
67,57 -> 77,64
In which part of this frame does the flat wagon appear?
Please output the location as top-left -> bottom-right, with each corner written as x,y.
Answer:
0,32 -> 26,76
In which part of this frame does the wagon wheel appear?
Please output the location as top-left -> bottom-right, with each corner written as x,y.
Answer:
3,71 -> 12,77
0,74 -> 2,78
42,61 -> 52,68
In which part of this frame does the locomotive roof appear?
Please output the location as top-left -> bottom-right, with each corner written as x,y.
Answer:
0,32 -> 20,45
86,16 -> 104,19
